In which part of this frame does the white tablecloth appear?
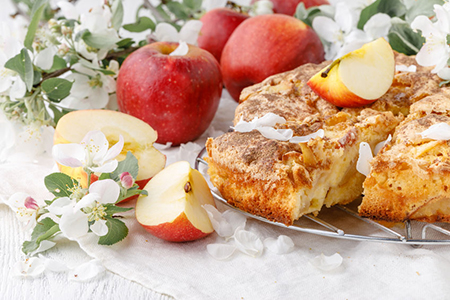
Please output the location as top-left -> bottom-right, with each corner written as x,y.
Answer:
2,91 -> 450,300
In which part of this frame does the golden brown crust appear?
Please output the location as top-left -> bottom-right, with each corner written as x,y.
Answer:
206,53 -> 450,225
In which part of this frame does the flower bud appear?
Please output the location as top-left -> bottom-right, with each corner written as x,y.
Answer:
120,172 -> 134,189
24,196 -> 39,210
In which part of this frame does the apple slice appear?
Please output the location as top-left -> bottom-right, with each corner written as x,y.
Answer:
54,110 -> 166,192
307,38 -> 394,107
136,161 -> 216,242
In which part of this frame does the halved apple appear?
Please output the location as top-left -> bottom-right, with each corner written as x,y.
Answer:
307,38 -> 395,108
135,161 -> 216,242
54,110 -> 166,197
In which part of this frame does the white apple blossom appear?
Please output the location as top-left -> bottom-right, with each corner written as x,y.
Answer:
60,63 -> 116,109
202,0 -> 227,11
52,130 -> 124,174
411,4 -> 450,79
11,257 -> 46,278
0,21 -> 27,100
153,20 -> 203,46
54,179 -> 120,239
313,2 -> 391,60
4,192 -> 42,230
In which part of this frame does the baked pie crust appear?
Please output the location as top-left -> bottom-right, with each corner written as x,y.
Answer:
205,53 -> 450,225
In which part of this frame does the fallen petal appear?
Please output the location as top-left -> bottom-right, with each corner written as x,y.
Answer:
420,123 -> 450,141
11,257 -> 46,278
356,142 -> 373,176
263,235 -> 295,254
289,129 -> 325,143
309,253 -> 343,271
207,243 -> 236,260
374,134 -> 392,155
68,259 -> 105,282
30,240 -> 56,256
234,229 -> 264,257
38,254 -> 69,272
203,204 -> 234,238
169,41 -> 189,56
257,127 -> 293,141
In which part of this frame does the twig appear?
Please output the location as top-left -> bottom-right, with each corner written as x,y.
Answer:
142,0 -> 166,22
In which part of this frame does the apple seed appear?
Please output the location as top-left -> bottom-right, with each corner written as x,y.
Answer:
184,182 -> 192,193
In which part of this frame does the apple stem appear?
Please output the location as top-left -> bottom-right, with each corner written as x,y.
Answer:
321,59 -> 340,78
184,182 -> 192,193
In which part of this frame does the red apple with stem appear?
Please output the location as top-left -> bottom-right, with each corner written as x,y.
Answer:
197,8 -> 249,63
116,42 -> 223,146
221,14 -> 325,102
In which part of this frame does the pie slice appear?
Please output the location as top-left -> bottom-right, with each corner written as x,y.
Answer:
359,94 -> 450,222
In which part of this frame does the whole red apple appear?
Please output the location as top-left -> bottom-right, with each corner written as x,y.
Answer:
251,0 -> 329,15
116,42 -> 222,145
197,8 -> 249,63
221,14 -> 325,101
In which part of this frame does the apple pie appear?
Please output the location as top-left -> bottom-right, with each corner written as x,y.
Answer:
205,53 -> 450,225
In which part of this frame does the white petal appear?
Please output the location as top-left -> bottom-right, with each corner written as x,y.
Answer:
4,192 -> 28,209
175,142 -> 203,167
257,127 -> 293,141
420,123 -> 450,140
335,2 -> 355,33
395,65 -> 417,72
86,86 -> 110,109
438,67 -> 450,80
364,13 -> 391,39
222,210 -> 247,235
415,42 -> 449,70
232,118 -> 257,133
57,1 -> 79,20
207,243 -> 236,260
411,15 -> 438,38
178,20 -> 203,45
313,17 -> 341,43
374,134 -> 392,155
169,41 -> 189,56
59,209 -> 89,240
89,179 -> 120,204
263,235 -> 295,254
30,240 -> 56,256
68,259 -> 105,282
47,197 -> 75,215
203,204 -> 235,238
153,142 -> 173,150
90,219 -> 108,236
290,129 -> 325,143
309,253 -> 343,271
154,23 -> 179,42
74,193 -> 99,211
234,229 -> 264,257
356,142 -> 373,176
35,47 -> 55,70
102,134 -> 124,162
202,0 -> 227,11
82,130 -> 109,163
89,160 -> 118,173
255,113 -> 287,127
11,257 -> 46,278
38,254 -> 69,272
52,143 -> 85,168
9,78 -> 26,100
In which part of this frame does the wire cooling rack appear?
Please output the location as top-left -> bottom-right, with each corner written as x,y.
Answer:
195,148 -> 450,246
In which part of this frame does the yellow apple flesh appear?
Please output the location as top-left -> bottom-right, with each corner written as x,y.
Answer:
307,38 -> 395,108
54,110 -> 166,195
136,161 -> 215,242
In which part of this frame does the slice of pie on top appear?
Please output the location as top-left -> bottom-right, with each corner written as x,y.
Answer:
359,94 -> 450,222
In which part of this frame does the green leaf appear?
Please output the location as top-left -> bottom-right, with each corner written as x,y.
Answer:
42,78 -> 73,102
33,69 -> 42,85
44,172 -> 79,197
166,1 -> 190,20
24,0 -> 48,50
22,218 -> 59,255
97,218 -> 129,245
388,17 -> 424,55
5,48 -> 34,92
116,38 -> 134,49
104,203 -> 133,215
46,55 -> 67,72
98,173 -> 111,180
357,0 -> 381,29
405,0 -> 444,23
123,17 -> 156,33
111,0 -> 124,30
295,4 -> 327,28
358,0 -> 406,29
156,4 -> 172,22
183,0 -> 202,10
110,151 -> 139,181
82,31 -> 119,49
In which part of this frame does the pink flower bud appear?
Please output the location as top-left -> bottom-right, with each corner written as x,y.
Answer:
120,172 -> 134,189
24,196 -> 39,210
